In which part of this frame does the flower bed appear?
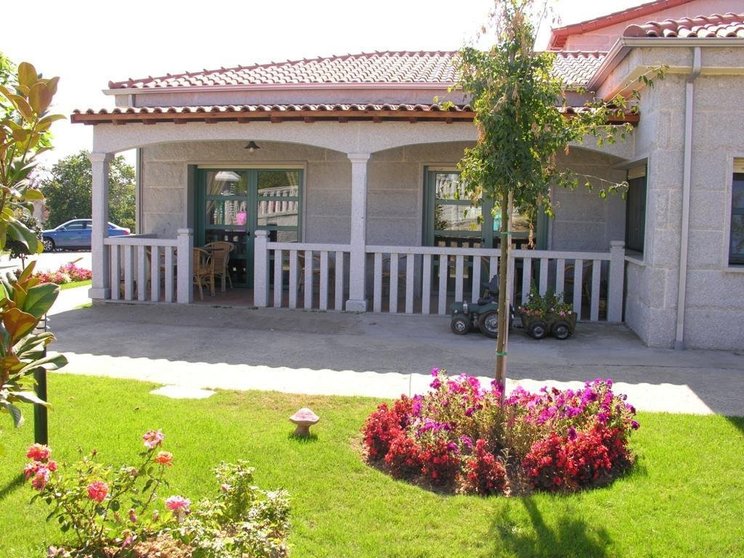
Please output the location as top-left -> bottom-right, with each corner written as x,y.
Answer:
25,430 -> 290,558
362,370 -> 638,495
34,263 -> 92,285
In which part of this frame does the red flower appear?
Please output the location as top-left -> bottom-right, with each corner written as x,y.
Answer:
87,481 -> 109,503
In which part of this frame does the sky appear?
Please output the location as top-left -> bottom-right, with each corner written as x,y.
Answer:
3,0 -> 650,167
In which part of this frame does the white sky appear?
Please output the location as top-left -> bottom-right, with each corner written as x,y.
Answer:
3,0 -> 649,167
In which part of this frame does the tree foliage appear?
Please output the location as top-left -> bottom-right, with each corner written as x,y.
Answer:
40,150 -> 136,230
454,0 -> 637,388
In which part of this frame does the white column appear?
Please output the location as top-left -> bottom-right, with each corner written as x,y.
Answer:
88,152 -> 112,300
176,228 -> 193,304
253,230 -> 269,307
607,241 -> 625,323
346,153 -> 370,312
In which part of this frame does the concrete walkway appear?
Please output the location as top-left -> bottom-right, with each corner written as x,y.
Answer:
46,286 -> 744,416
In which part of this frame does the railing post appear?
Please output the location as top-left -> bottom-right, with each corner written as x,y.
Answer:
176,229 -> 193,304
608,241 -> 625,322
254,230 -> 269,307
88,152 -> 112,300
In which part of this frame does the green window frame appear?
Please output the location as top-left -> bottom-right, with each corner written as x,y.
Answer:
730,172 -> 744,266
625,165 -> 647,254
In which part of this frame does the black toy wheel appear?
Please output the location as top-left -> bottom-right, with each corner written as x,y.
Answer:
552,320 -> 571,340
478,311 -> 499,339
528,320 -> 548,339
450,316 -> 470,335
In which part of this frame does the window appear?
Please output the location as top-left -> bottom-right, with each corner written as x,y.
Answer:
625,165 -> 647,253
730,171 -> 744,265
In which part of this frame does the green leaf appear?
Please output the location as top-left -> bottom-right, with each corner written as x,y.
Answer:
17,353 -> 68,375
3,307 -> 39,343
17,62 -> 38,90
1,402 -> 24,427
23,188 -> 44,201
22,283 -> 59,318
13,391 -> 48,407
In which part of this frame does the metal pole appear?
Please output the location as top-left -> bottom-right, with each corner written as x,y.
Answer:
33,314 -> 48,445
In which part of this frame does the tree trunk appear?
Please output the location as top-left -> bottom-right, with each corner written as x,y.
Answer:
494,191 -> 511,395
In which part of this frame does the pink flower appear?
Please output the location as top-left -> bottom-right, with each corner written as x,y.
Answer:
87,481 -> 109,503
26,443 -> 51,462
165,495 -> 190,513
142,430 -> 165,449
31,468 -> 51,491
155,451 -> 173,466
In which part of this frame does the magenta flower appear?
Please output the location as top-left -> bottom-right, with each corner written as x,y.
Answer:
142,429 -> 165,449
87,481 -> 109,503
165,495 -> 191,513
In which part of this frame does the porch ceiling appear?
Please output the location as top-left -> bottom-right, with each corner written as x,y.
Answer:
71,103 -> 639,126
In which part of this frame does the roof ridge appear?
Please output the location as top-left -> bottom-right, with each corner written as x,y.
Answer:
108,51 -> 460,89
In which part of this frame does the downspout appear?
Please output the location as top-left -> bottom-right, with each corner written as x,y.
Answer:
674,46 -> 702,350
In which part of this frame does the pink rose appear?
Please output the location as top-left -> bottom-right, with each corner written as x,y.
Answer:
26,443 -> 51,462
142,430 -> 165,449
87,481 -> 109,503
165,495 -> 190,513
155,451 -> 173,467
31,468 -> 51,491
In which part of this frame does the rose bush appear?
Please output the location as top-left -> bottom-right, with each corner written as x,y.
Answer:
362,369 -> 639,496
33,263 -> 92,285
25,430 -> 290,557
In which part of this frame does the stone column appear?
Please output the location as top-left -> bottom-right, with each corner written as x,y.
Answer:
176,228 -> 193,304
607,241 -> 625,323
89,152 -> 112,300
346,153 -> 370,312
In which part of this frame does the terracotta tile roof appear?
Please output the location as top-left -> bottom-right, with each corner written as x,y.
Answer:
549,0 -> 695,49
623,12 -> 744,38
109,51 -> 459,90
551,52 -> 607,86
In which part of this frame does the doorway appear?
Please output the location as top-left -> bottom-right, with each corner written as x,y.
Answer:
196,168 -> 302,287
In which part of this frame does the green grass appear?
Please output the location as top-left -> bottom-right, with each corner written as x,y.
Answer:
59,279 -> 92,290
1,374 -> 742,558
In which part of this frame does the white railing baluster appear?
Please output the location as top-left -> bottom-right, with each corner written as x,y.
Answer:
124,246 -> 134,300
374,252 -> 383,313
335,251 -> 344,311
422,254 -> 432,315
319,251 -> 329,311
137,245 -> 147,302
471,256 -> 481,302
438,254 -> 448,315
303,249 -> 313,309
455,255 -> 464,302
110,244 -> 120,301
405,253 -> 414,314
273,249 -> 283,308
573,259 -> 584,319
389,253 -> 399,313
521,256 -> 532,304
539,258 -> 549,295
288,250 -> 298,309
150,245 -> 160,302
591,259 -> 601,321
556,258 -> 566,298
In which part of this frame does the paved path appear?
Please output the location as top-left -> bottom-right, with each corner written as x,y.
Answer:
46,288 -> 744,416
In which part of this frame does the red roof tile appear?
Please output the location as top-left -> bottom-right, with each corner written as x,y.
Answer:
109,51 -> 460,90
551,52 -> 607,86
624,12 -> 744,38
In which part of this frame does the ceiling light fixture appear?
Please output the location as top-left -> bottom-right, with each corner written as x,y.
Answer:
245,141 -> 261,153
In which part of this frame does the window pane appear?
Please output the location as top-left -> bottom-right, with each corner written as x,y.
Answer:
206,200 -> 248,226
731,215 -> 744,262
733,175 -> 744,209
434,172 -> 466,200
206,170 -> 247,195
257,171 -> 299,228
258,170 -> 300,193
435,203 -> 482,232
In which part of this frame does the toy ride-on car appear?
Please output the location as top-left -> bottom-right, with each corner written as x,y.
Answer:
450,276 -> 513,338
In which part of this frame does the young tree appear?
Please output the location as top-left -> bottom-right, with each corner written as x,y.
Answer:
455,0 -> 635,390
41,150 -> 136,230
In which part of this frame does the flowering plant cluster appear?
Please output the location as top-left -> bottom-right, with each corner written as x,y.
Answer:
25,430 -> 290,557
33,263 -> 92,285
362,369 -> 639,495
517,287 -> 573,319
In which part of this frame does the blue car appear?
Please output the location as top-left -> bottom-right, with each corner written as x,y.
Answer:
41,219 -> 130,251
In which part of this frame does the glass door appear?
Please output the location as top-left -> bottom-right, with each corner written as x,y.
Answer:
197,168 -> 302,287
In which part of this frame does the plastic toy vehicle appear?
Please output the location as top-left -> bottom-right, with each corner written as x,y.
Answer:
450,276 -> 513,338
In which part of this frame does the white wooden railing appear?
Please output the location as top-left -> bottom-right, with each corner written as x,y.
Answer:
103,230 -> 193,303
253,231 -> 625,322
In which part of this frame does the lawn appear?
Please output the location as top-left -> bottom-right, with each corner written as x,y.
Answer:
1,374 -> 742,558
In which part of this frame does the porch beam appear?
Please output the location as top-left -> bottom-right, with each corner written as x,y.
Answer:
89,152 -> 112,299
346,153 -> 370,312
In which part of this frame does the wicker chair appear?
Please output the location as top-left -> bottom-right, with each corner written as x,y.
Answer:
193,247 -> 215,300
204,241 -> 235,292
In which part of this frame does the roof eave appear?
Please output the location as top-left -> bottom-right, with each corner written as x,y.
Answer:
587,36 -> 744,93
104,82 -> 456,97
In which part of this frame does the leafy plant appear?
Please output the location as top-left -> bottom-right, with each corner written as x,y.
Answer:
26,430 -> 290,558
518,286 -> 573,318
362,369 -> 638,495
0,262 -> 67,430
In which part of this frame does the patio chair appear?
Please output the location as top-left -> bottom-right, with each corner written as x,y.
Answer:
204,241 -> 234,292
193,247 -> 215,300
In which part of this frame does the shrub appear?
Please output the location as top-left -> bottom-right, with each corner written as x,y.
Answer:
26,430 -> 290,557
33,263 -> 92,285
361,369 -> 638,496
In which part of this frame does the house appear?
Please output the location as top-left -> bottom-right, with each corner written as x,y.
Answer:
72,0 -> 744,351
